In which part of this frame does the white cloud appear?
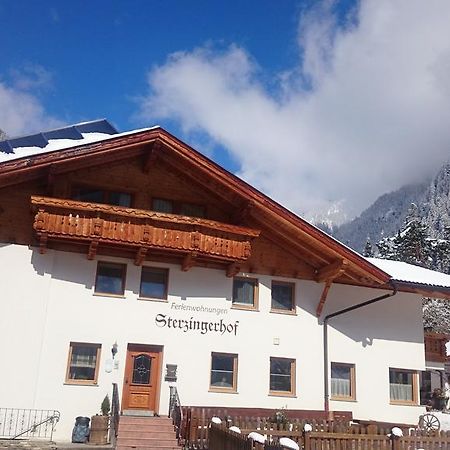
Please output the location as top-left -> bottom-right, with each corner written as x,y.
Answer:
0,67 -> 63,138
138,0 -> 450,223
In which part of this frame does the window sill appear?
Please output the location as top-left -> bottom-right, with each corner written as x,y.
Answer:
268,392 -> 297,398
389,400 -> 418,406
270,309 -> 297,316
64,382 -> 99,387
209,388 -> 238,394
231,304 -> 259,312
331,397 -> 357,402
93,292 -> 125,299
138,297 -> 168,302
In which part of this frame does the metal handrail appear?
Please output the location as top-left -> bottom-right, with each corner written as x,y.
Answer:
11,412 -> 60,440
169,386 -> 183,444
0,408 -> 60,441
110,383 -> 120,446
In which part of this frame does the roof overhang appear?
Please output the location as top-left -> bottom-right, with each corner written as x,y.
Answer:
0,126 -> 392,289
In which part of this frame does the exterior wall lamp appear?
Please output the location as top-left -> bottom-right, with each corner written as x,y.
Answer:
111,342 -> 118,359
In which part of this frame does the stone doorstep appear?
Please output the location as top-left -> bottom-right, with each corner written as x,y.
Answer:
0,442 -> 113,450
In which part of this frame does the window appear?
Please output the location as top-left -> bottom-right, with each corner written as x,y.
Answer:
152,198 -> 174,214
66,342 -> 101,384
152,198 -> 205,218
270,357 -> 295,395
210,353 -> 238,392
232,277 -> 258,309
95,262 -> 126,296
271,281 -> 295,312
139,267 -> 168,300
389,368 -> 418,404
331,363 -> 355,400
72,187 -> 132,207
179,202 -> 205,218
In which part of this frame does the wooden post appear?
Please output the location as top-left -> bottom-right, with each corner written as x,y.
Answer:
303,431 -> 311,450
391,435 -> 401,450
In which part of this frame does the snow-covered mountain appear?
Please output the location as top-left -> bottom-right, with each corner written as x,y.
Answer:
334,161 -> 450,253
332,182 -> 428,252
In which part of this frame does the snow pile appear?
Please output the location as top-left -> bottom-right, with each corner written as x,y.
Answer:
279,437 -> 300,450
390,427 -> 403,438
368,258 -> 450,288
247,432 -> 266,444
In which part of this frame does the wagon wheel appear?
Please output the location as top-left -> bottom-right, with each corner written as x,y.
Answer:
419,413 -> 440,432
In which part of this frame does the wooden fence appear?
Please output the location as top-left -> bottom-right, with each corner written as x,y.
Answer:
200,422 -> 450,450
180,406 -> 353,448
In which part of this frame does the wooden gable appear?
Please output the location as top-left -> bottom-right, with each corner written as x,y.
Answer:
0,127 -> 391,301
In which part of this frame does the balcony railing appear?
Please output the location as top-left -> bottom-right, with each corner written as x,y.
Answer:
31,196 -> 260,265
424,332 -> 449,363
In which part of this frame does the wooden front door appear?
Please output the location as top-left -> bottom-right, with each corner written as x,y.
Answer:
122,345 -> 162,412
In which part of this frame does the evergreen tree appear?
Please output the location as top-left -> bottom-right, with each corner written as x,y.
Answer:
362,238 -> 374,257
423,298 -> 450,333
390,203 -> 430,267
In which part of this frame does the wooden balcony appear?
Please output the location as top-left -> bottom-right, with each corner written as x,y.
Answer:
424,332 -> 449,363
31,196 -> 260,270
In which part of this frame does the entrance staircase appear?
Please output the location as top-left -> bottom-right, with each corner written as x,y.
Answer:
115,416 -> 180,450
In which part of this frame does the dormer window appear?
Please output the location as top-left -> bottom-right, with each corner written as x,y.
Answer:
152,198 -> 205,218
72,187 -> 132,207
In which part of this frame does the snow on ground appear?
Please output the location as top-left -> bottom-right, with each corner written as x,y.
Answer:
367,258 -> 450,288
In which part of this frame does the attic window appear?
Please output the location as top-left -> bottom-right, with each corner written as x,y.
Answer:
152,198 -> 205,218
72,187 -> 132,207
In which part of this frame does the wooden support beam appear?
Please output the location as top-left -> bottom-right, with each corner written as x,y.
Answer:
316,280 -> 332,317
143,141 -> 162,173
226,262 -> 240,278
39,233 -> 48,254
315,259 -> 348,283
46,164 -> 56,195
315,259 -> 349,317
135,247 -> 148,266
181,252 -> 197,272
87,240 -> 99,260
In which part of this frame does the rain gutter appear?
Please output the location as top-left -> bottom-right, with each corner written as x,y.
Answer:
323,280 -> 398,415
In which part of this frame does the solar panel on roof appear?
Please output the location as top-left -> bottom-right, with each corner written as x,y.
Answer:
0,119 -> 119,157
0,141 -> 14,154
44,126 -> 84,141
9,133 -> 48,149
76,120 -> 117,135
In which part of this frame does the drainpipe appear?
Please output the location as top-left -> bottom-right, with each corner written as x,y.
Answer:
323,280 -> 398,415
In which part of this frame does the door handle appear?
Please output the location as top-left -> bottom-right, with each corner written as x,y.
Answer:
125,379 -> 129,384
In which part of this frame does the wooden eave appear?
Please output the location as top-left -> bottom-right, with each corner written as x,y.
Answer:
0,127 -> 390,289
390,280 -> 450,301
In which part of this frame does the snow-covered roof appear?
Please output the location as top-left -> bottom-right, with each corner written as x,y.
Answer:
367,258 -> 450,289
0,119 -> 157,163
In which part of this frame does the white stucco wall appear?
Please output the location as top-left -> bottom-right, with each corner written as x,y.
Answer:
0,244 -> 426,440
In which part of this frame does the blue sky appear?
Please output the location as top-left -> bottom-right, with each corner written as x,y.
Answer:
2,1 -> 450,223
1,1 -> 304,131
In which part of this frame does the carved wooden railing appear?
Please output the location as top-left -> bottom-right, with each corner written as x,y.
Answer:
424,332 -> 449,363
31,196 -> 259,265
